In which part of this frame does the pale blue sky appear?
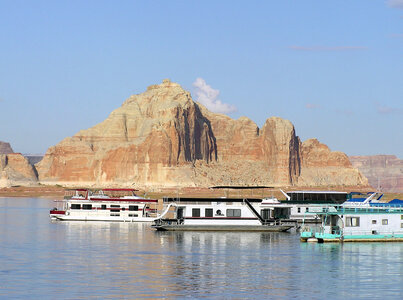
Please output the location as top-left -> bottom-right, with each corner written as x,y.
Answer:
0,0 -> 402,158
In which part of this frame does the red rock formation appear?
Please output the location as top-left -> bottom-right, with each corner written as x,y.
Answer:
0,141 -> 14,154
36,79 -> 368,188
298,139 -> 367,186
0,153 -> 38,187
349,155 -> 403,193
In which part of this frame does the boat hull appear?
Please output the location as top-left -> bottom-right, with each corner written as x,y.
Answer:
301,233 -> 403,243
52,215 -> 155,222
152,224 -> 293,232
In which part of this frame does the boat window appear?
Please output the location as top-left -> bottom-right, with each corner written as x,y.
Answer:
71,204 -> 81,210
129,214 -> 138,217
297,207 -> 301,213
261,209 -> 270,220
121,207 -> 125,211
129,205 -> 138,211
227,209 -> 241,217
401,223 -> 403,228
110,213 -> 120,217
216,209 -> 223,216
111,209 -> 120,212
192,208 -> 200,217
205,208 -> 213,217
111,205 -> 120,208
372,220 -> 377,224
101,205 -> 107,210
382,219 -> 388,225
346,217 -> 360,227
82,204 -> 92,210
401,215 -> 403,220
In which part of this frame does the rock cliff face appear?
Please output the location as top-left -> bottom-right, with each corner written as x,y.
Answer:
349,155 -> 403,193
0,141 -> 14,154
36,79 -> 368,188
0,153 -> 38,187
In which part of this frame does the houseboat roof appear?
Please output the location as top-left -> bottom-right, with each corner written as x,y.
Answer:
286,191 -> 348,194
163,197 -> 264,203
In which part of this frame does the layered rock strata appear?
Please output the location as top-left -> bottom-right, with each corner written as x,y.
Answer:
0,141 -> 14,154
36,79 -> 368,188
0,153 -> 38,187
349,155 -> 403,193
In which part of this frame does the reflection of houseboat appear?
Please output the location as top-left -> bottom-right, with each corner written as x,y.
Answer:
152,196 -> 294,231
50,189 -> 158,222
300,193 -> 403,242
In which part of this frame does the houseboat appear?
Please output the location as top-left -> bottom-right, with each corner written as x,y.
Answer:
278,190 -> 353,223
50,189 -> 158,222
300,193 -> 403,242
152,196 -> 295,231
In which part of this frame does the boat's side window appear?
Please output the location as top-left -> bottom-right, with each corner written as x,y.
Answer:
192,208 -> 200,217
401,223 -> 403,228
111,205 -> 120,208
129,205 -> 138,211
382,219 -> 388,225
82,204 -> 92,210
129,214 -> 138,217
110,213 -> 120,217
205,208 -> 213,217
101,205 -> 107,210
372,220 -> 377,224
71,204 -> 81,210
346,217 -> 360,227
401,215 -> 403,220
297,207 -> 301,213
216,210 -> 222,216
227,209 -> 241,217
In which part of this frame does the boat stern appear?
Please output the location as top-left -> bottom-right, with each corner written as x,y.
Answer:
49,209 -> 66,220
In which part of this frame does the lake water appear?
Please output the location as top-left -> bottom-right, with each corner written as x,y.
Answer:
1,198 -> 403,299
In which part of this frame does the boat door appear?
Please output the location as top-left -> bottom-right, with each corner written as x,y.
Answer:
177,207 -> 184,219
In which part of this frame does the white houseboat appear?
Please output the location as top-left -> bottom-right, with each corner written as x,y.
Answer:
50,189 -> 158,222
152,196 -> 295,231
300,193 -> 403,242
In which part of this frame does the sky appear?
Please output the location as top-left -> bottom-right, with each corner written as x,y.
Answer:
0,0 -> 402,158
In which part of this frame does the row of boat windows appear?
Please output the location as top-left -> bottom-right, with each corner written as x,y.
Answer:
110,214 -> 138,217
191,208 -> 241,217
345,217 -> 393,227
70,204 -> 139,211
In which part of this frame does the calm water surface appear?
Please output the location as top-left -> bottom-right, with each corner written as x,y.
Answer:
1,198 -> 403,299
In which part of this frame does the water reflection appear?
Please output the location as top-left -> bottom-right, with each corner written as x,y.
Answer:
0,198 -> 403,299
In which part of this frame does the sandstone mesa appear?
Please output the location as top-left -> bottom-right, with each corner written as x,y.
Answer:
349,155 -> 403,193
32,79 -> 367,189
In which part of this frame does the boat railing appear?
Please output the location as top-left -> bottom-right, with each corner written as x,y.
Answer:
306,205 -> 403,215
153,218 -> 183,226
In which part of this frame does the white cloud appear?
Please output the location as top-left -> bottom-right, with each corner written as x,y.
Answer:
387,0 -> 403,9
192,78 -> 237,114
305,103 -> 321,109
375,102 -> 403,114
289,45 -> 367,51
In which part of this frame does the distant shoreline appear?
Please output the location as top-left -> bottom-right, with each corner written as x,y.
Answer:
0,185 -> 401,201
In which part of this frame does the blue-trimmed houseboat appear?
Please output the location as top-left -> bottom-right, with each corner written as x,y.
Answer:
300,193 -> 403,242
